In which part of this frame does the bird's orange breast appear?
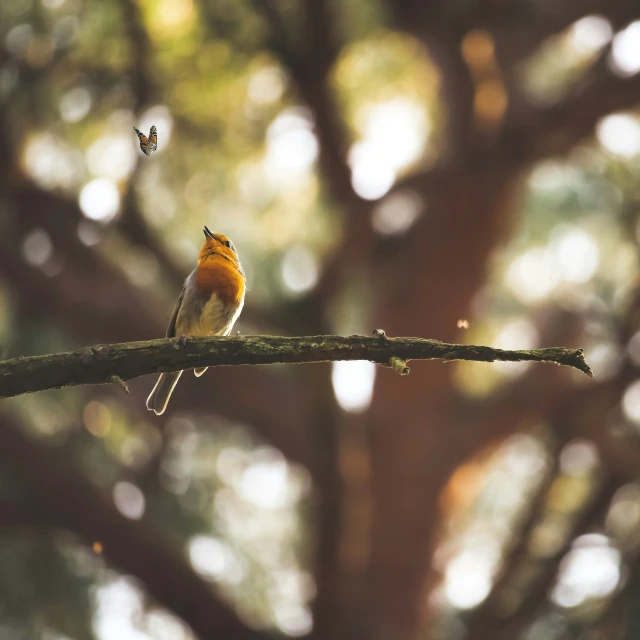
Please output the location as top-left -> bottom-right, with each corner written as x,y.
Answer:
195,257 -> 245,307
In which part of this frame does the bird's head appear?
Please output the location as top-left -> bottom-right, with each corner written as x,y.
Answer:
199,226 -> 244,276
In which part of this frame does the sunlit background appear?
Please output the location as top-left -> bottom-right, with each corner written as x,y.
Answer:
3,0 -> 640,638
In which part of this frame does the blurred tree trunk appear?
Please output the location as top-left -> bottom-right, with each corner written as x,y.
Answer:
364,171 -> 518,639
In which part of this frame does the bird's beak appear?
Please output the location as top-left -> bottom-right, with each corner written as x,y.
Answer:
203,226 -> 215,240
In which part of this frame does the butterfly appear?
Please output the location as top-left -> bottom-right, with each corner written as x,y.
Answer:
133,125 -> 157,156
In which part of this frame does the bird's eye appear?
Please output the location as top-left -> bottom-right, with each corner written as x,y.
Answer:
225,240 -> 231,248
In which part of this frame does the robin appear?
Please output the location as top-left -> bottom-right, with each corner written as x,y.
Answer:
146,226 -> 245,415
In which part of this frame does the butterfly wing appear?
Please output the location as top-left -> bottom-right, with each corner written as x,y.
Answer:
133,127 -> 147,143
147,125 -> 157,154
133,125 -> 157,156
133,126 -> 151,155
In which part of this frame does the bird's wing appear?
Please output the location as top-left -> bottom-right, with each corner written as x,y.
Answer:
166,285 -> 186,338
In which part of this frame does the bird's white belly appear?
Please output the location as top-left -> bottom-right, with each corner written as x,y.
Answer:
176,292 -> 243,337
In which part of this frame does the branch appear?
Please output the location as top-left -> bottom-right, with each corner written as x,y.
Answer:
0,334 -> 592,400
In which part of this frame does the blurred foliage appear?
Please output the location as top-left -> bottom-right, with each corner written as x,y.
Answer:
0,532 -> 96,640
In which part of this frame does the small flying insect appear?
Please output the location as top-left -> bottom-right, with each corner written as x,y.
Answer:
133,125 -> 157,156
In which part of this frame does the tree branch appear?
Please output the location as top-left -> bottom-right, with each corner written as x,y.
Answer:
0,335 -> 592,400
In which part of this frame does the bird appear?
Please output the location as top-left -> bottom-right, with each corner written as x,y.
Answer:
133,125 -> 157,156
146,226 -> 245,415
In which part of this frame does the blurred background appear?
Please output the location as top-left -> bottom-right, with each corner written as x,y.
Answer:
3,0 -> 640,638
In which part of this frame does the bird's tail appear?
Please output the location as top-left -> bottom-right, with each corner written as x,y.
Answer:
146,371 -> 183,415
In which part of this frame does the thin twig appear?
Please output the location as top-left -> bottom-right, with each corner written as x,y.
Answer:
389,356 -> 410,376
0,334 -> 592,400
109,375 -> 130,394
